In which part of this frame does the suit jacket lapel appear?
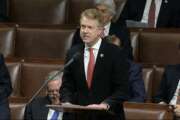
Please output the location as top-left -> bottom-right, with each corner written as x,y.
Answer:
139,0 -> 146,20
91,41 -> 106,90
157,0 -> 169,26
41,96 -> 51,119
76,45 -> 90,92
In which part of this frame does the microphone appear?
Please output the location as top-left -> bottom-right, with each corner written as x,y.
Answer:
27,52 -> 80,105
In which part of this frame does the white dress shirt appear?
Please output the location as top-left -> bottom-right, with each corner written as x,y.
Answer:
169,79 -> 180,105
47,109 -> 63,120
84,39 -> 102,80
104,22 -> 111,36
141,0 -> 162,27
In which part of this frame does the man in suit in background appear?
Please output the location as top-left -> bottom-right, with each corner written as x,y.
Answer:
72,0 -> 133,60
0,54 -> 12,120
60,9 -> 129,120
119,0 -> 180,28
24,71 -> 71,120
0,0 -> 8,21
153,64 -> 180,119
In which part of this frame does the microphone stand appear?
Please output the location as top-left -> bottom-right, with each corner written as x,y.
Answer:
27,57 -> 75,105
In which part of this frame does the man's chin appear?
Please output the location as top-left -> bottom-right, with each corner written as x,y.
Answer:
82,39 -> 90,43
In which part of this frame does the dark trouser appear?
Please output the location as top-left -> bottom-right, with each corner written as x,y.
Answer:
0,99 -> 10,120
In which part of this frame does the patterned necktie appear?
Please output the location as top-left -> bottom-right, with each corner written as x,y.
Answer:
87,48 -> 95,89
148,0 -> 156,27
50,111 -> 59,120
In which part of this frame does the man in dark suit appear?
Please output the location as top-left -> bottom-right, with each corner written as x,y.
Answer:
0,54 -> 12,120
119,0 -> 180,28
71,0 -> 133,60
24,71 -> 72,120
153,64 -> 180,118
0,0 -> 8,21
60,8 -> 129,120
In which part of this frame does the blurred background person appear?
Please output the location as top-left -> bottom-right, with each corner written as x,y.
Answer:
24,71 -> 72,120
153,64 -> 180,119
0,0 -> 8,21
119,0 -> 180,28
0,53 -> 12,120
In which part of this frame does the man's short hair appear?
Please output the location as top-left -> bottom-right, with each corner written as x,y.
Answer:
80,8 -> 104,27
94,0 -> 116,16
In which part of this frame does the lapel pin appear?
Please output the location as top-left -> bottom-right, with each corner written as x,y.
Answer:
164,0 -> 168,3
100,53 -> 104,58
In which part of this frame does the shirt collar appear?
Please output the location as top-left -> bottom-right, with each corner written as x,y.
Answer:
104,22 -> 111,30
85,38 -> 102,51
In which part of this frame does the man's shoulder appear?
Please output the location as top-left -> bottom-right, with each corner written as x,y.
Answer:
102,40 -> 120,50
101,40 -> 126,58
165,64 -> 180,72
68,44 -> 83,54
163,64 -> 180,79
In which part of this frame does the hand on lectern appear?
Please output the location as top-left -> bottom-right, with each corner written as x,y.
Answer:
61,102 -> 72,105
86,103 -> 110,110
174,105 -> 180,117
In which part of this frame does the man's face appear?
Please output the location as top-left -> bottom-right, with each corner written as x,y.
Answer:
47,80 -> 61,101
80,16 -> 103,46
96,4 -> 113,25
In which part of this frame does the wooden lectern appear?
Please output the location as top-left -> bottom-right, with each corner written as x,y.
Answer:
46,104 -> 109,112
46,104 -> 115,120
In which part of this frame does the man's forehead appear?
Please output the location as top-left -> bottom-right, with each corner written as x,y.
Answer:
80,16 -> 99,26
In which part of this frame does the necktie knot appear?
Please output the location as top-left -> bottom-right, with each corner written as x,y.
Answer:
89,47 -> 93,52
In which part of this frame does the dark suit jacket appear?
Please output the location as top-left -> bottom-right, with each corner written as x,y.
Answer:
120,0 -> 180,27
128,61 -> 146,102
0,0 -> 8,21
24,96 -> 72,120
153,64 -> 180,103
0,54 -> 12,120
61,40 -> 129,120
71,21 -> 133,60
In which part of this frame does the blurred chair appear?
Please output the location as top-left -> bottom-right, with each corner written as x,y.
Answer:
124,102 -> 174,120
15,27 -> 75,59
138,29 -> 180,64
10,103 -> 26,120
9,0 -> 68,24
0,27 -> 15,58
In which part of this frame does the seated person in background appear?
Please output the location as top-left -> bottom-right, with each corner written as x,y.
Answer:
153,64 -> 180,119
119,0 -> 180,28
24,71 -> 71,120
0,0 -> 8,21
0,54 -> 12,120
71,0 -> 133,60
128,61 -> 146,102
107,36 -> 146,102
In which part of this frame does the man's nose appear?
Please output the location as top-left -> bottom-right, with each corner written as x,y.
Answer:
83,27 -> 89,33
